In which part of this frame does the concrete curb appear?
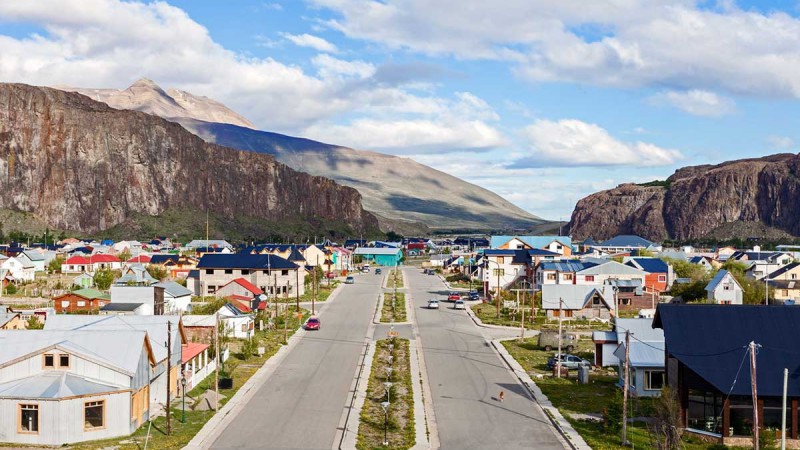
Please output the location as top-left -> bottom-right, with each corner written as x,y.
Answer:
337,324 -> 376,450
373,290 -> 412,325
490,338 -> 592,450
406,283 -> 439,450
183,284 -> 345,450
464,303 -> 539,333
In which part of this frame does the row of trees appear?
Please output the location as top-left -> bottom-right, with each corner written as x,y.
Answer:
666,258 -> 771,304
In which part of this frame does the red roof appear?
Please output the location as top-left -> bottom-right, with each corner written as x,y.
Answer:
126,255 -> 151,263
225,278 -> 263,295
227,296 -> 252,312
65,254 -> 121,265
257,300 -> 267,310
181,342 -> 210,364
65,256 -> 89,265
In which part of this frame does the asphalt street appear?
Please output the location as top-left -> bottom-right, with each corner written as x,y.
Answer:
209,272 -> 382,450
408,268 -> 565,450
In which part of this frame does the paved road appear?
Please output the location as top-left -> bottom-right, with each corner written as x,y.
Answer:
210,272 -> 382,450
408,268 -> 565,449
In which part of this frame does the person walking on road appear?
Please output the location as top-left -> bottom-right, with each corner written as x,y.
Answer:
498,390 -> 505,402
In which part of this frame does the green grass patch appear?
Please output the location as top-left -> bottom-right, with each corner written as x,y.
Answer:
471,303 -> 540,330
387,270 -> 404,289
66,309 -> 311,450
381,293 -> 407,323
357,338 -> 415,450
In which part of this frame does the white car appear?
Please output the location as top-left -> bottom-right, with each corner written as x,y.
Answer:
453,300 -> 466,310
427,299 -> 440,309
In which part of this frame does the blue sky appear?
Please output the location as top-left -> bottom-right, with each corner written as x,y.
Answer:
1,0 -> 799,221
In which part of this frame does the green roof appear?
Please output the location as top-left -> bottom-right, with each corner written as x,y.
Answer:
72,288 -> 111,300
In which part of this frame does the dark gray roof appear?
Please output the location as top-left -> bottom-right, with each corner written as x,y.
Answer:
100,303 -> 144,312
197,254 -> 298,270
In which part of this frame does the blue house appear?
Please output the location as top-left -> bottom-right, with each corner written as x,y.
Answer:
353,247 -> 402,267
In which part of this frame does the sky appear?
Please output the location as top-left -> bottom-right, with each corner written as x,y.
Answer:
1,0 -> 799,221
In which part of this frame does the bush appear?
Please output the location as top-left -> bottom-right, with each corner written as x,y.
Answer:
240,338 -> 258,360
604,391 -> 623,434
5,284 -> 17,295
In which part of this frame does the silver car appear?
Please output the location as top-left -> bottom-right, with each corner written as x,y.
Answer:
427,299 -> 440,309
453,300 -> 466,310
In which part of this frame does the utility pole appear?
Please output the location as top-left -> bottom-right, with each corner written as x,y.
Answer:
621,330 -> 630,445
520,282 -> 526,340
782,367 -> 788,450
557,297 -> 563,378
214,312 -> 219,412
166,320 -> 172,435
751,341 -> 760,450
295,266 -> 300,311
313,255 -> 318,315
283,281 -> 289,344
496,262 -> 501,319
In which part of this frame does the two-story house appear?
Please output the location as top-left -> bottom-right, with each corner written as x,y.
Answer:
766,262 -> 800,303
190,254 -> 305,298
705,269 -> 743,304
535,261 -> 595,288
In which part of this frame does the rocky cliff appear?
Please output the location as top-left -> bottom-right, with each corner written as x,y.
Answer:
0,83 -> 378,236
60,79 -> 544,231
568,153 -> 800,241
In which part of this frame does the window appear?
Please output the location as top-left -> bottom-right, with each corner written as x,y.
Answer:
492,269 -> 504,276
496,257 -> 504,264
547,273 -> 556,281
224,269 -> 233,274
61,300 -> 69,308
84,400 -> 105,430
207,285 -> 216,294
793,274 -> 798,280
720,300 -> 732,305
77,301 -> 86,307
658,275 -> 666,282
59,354 -> 70,368
262,270 -> 269,274
644,370 -> 664,390
19,404 -> 38,434
563,273 -> 573,280
585,275 -> 595,282
241,323 -> 247,332
205,269 -> 213,275
43,354 -> 54,368
241,269 -> 249,275
592,296 -> 602,305
282,270 -> 289,276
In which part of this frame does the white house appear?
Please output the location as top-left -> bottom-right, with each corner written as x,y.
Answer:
613,341 -> 666,397
705,270 -> 743,305
217,303 -> 255,339
0,257 -> 35,282
541,284 -> 616,320
0,329 -> 156,445
575,261 -> 647,286
17,251 -> 46,273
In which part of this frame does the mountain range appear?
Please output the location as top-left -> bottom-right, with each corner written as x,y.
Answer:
67,79 -> 543,232
568,153 -> 800,242
0,83 -> 378,239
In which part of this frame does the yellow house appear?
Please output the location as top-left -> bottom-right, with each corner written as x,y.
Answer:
0,312 -> 25,329
768,262 -> 800,302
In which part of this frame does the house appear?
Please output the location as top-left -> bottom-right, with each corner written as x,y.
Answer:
115,264 -> 157,286
541,284 -> 616,320
766,262 -> 800,303
624,257 -> 673,291
44,315 -> 185,409
490,235 -> 573,256
353,247 -> 403,267
594,318 -> 665,397
329,247 -> 352,272
61,254 -> 122,274
575,260 -> 647,286
591,235 -> 661,254
100,303 -> 148,315
190,254 -> 305,298
53,288 -> 111,313
535,261 -> 595,287
215,277 -> 264,299
185,240 -> 233,251
72,273 -> 94,289
17,251 -> 46,273
109,281 -> 192,315
0,312 -> 25,329
0,257 -> 35,282
729,250 -> 793,280
705,270 -> 743,304
155,281 -> 193,313
654,304 -> 800,445
217,303 -> 255,339
689,255 -> 716,271
0,329 -> 156,445
181,342 -> 213,391
148,254 -> 198,278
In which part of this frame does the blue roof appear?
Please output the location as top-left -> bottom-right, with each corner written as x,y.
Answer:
490,235 -> 572,250
654,304 -> 800,397
768,262 -> 800,279
688,256 -> 706,264
597,235 -> 654,248
197,254 -> 298,270
538,261 -> 594,272
150,254 -> 179,265
483,249 -> 517,256
627,257 -> 669,274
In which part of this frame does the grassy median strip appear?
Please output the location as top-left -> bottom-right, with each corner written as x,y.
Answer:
380,292 -> 407,322
387,270 -> 404,289
67,309 -> 311,450
357,338 -> 415,450
273,281 -> 339,303
501,338 -> 710,450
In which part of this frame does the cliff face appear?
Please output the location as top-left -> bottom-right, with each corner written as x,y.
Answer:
0,83 -> 378,235
568,153 -> 800,241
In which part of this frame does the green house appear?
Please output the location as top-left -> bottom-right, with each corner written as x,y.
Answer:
353,247 -> 402,267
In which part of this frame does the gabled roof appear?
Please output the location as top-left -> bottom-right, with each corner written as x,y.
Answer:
63,288 -> 110,301
197,254 -> 298,270
626,257 -> 669,274
489,235 -> 572,250
705,269 -> 742,292
541,284 -> 615,310
154,281 -> 193,298
614,318 -> 664,344
186,239 -> 233,249
150,254 -> 179,265
597,235 -> 654,248
578,260 -> 647,276
286,247 -> 306,262
767,262 -> 800,279
613,341 -> 665,368
0,370 -> 123,399
689,256 -> 710,264
538,261 -> 593,272
654,304 -> 800,397
21,251 -> 45,262
181,342 -> 209,364
126,255 -> 152,263
221,278 -> 263,295
115,265 -> 157,285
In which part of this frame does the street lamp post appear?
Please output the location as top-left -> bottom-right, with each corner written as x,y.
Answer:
381,401 -> 390,446
385,366 -> 393,382
383,381 -> 393,403
181,375 -> 187,424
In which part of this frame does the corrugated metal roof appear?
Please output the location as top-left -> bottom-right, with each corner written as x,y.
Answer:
353,248 -> 402,256
490,235 -> 572,249
597,235 -> 654,248
654,304 -> 800,397
541,284 -> 615,310
197,254 -> 297,270
615,318 -> 663,343
154,281 -> 193,298
100,303 -> 144,312
593,331 -> 617,342
578,261 -> 646,276
539,261 -> 590,272
0,371 -> 122,399
613,341 -> 665,367
627,257 -> 669,274
182,315 -> 216,327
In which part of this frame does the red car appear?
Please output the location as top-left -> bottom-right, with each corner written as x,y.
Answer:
447,292 -> 461,302
305,317 -> 320,330
325,272 -> 335,279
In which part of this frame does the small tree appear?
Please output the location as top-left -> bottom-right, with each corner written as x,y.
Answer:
604,390 -> 623,434
117,249 -> 132,263
47,256 -> 65,273
93,268 -> 115,290
25,315 -> 44,330
146,265 -> 168,281
648,386 -> 684,450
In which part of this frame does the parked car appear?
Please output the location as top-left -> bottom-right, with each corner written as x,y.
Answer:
453,300 -> 466,310
447,292 -> 460,302
375,268 -> 382,275
537,330 -> 578,352
324,272 -> 335,279
427,299 -> 440,309
305,317 -> 321,330
468,291 -> 480,301
546,354 -> 590,370
345,276 -> 355,284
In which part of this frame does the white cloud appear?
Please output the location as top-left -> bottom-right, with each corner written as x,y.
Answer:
648,89 -> 736,117
0,0 -> 505,153
767,135 -> 795,150
311,0 -> 800,99
513,119 -> 682,167
281,32 -> 338,53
